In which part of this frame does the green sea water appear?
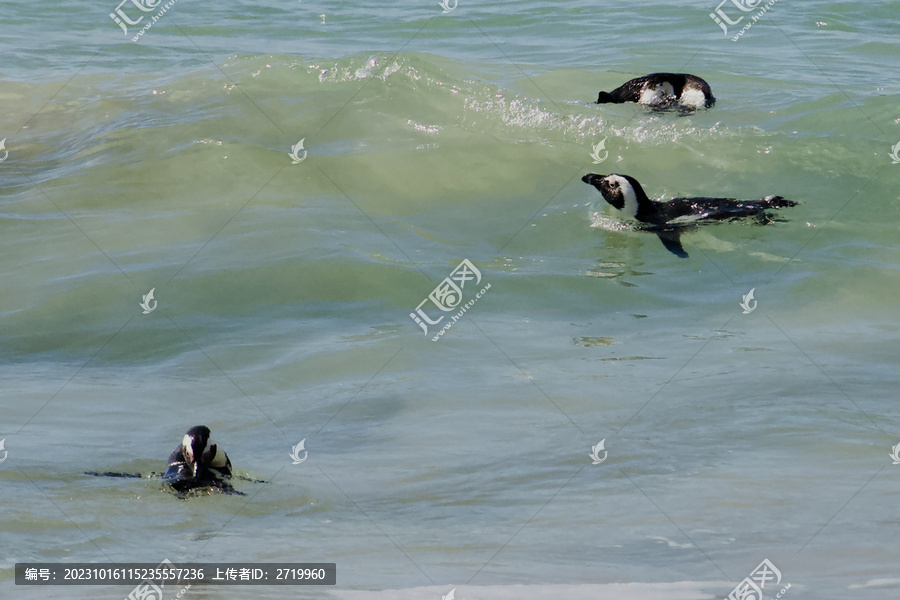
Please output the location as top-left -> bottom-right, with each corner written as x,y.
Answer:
1,1 -> 899,599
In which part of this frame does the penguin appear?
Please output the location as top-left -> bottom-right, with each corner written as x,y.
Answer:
596,73 -> 715,111
163,425 -> 232,491
582,173 -> 796,257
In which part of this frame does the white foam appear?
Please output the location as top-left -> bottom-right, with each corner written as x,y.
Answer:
848,578 -> 900,589
590,213 -> 632,231
650,535 -> 695,549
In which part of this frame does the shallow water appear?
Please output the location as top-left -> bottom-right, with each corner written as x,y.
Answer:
2,1 -> 899,599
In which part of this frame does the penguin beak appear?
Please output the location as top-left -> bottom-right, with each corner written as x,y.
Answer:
583,174 -> 608,190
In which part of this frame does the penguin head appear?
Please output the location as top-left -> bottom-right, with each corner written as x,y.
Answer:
181,425 -> 226,479
596,91 -> 617,104
582,173 -> 648,220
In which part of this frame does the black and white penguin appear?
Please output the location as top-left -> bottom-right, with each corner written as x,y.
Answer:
596,73 -> 715,111
582,173 -> 796,257
163,425 -> 232,491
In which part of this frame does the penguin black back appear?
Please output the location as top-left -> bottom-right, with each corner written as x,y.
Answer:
596,73 -> 715,110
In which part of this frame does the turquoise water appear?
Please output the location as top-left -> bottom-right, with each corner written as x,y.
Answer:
2,1 -> 899,598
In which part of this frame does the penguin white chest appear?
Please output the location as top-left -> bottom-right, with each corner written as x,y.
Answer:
639,82 -> 675,105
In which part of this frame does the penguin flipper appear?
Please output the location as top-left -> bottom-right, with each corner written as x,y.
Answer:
656,229 -> 689,258
162,462 -> 187,484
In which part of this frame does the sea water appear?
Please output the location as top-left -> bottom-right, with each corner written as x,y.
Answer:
1,1 -> 899,598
